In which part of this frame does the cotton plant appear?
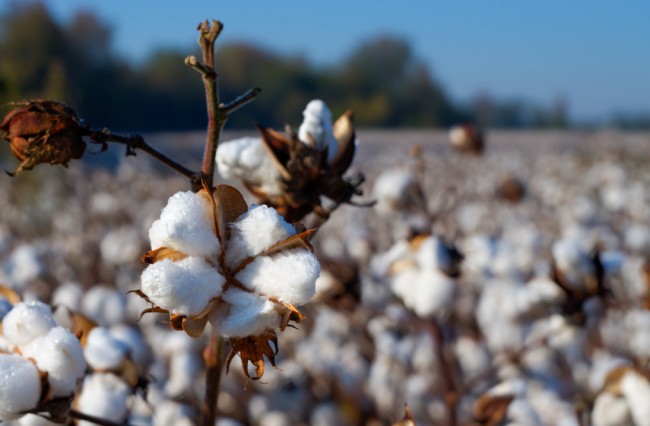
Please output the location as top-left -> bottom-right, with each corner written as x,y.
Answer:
216,99 -> 364,222
133,184 -> 320,379
0,301 -> 86,422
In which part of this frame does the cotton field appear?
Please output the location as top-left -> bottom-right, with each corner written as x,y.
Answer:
0,124 -> 649,425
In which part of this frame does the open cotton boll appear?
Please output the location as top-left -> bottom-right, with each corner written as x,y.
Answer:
52,281 -> 83,311
552,239 -> 595,290
109,325 -> 150,368
592,392 -> 632,426
77,373 -> 129,426
149,191 -> 220,258
81,286 -> 127,327
298,100 -> 339,164
620,370 -> 650,426
153,401 -> 195,426
21,327 -> 85,397
392,269 -> 456,318
100,226 -> 142,265
141,257 -> 224,316
210,289 -> 281,337
225,205 -> 296,267
236,249 -> 319,305
17,414 -> 60,425
372,168 -> 418,215
216,137 -> 283,196
2,301 -> 56,347
0,353 -> 41,420
84,327 -> 129,371
165,351 -> 202,398
3,244 -> 43,289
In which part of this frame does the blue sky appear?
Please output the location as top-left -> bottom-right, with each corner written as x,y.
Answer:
9,1 -> 650,121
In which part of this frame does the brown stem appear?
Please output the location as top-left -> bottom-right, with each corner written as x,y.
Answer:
425,319 -> 458,426
222,87 -> 262,114
69,409 -> 129,426
82,127 -> 201,185
201,329 -> 225,426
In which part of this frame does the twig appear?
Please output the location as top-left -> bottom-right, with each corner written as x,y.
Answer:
202,329 -> 225,426
69,409 -> 129,426
423,319 -> 458,426
82,127 -> 200,185
186,20 -> 261,189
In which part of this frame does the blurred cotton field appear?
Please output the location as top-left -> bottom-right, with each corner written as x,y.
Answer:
1,128 -> 650,425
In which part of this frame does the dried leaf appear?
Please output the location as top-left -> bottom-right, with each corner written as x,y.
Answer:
0,285 -> 21,305
209,185 -> 248,245
331,109 -> 356,174
473,393 -> 514,426
182,315 -> 209,338
257,125 -> 292,179
68,312 -> 97,347
392,403 -> 415,426
169,314 -> 185,331
227,332 -> 279,380
141,247 -> 187,264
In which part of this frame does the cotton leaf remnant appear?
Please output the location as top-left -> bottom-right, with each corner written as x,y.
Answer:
136,184 -> 320,379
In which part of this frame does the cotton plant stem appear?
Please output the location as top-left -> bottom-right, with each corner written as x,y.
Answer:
68,409 -> 129,426
425,319 -> 458,426
201,329 -> 225,426
82,127 -> 200,185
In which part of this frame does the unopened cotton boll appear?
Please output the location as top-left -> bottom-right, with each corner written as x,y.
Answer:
236,249 -> 319,305
149,191 -> 220,258
216,137 -> 283,196
225,204 -> 296,267
0,354 -> 41,420
84,327 -> 129,371
2,301 -> 56,347
76,373 -> 129,426
141,257 -> 224,316
21,327 -> 85,397
298,100 -> 339,164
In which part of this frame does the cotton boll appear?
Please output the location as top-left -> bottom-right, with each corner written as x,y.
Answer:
2,301 -> 56,347
17,414 -> 59,425
141,257 -> 224,316
165,351 -> 202,398
3,244 -> 43,289
100,226 -> 142,265
225,204 -> 296,267
0,353 -> 41,420
210,289 -> 280,337
620,370 -> 650,426
372,168 -> 422,216
392,268 -> 456,319
109,324 -> 151,368
76,373 -> 129,426
153,401 -> 195,426
592,392 -> 632,426
298,100 -> 339,164
311,403 -> 350,426
552,239 -> 595,291
625,223 -> 650,256
149,191 -> 220,258
51,282 -> 83,310
236,249 -> 319,305
84,327 -> 129,371
81,286 -> 127,327
216,137 -> 283,196
21,327 -> 85,397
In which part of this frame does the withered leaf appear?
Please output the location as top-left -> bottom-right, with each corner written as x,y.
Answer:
141,247 -> 187,264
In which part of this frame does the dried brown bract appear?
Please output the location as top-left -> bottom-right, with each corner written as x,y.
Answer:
449,123 -> 485,155
497,173 -> 526,203
253,110 -> 364,222
0,100 -> 86,175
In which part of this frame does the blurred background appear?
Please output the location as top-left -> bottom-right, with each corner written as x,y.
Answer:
1,0 -> 650,133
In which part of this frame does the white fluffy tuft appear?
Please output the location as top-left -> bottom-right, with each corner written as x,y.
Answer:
210,289 -> 281,338
81,286 -> 127,327
22,327 -> 86,397
149,191 -> 220,257
236,249 -> 319,305
298,100 -> 339,164
76,373 -> 129,426
2,301 -> 56,347
141,257 -> 225,316
0,353 -> 41,420
84,327 -> 129,371
226,205 -> 296,267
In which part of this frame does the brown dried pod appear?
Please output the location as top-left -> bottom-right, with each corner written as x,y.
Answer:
497,173 -> 526,203
449,123 -> 484,155
0,100 -> 86,175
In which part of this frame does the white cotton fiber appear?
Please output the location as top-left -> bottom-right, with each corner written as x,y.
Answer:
552,239 -> 594,290
149,191 -> 220,258
226,205 -> 296,267
216,137 -> 283,196
621,370 -> 650,426
0,353 -> 41,420
109,324 -> 150,368
2,301 -> 56,347
141,257 -> 224,316
372,168 -> 417,215
100,226 -> 142,265
210,289 -> 280,337
21,326 -> 86,397
84,327 -> 129,371
76,373 -> 129,426
81,286 -> 127,327
153,401 -> 195,426
298,100 -> 339,164
236,249 -> 319,305
51,281 -> 83,311
3,244 -> 43,289
392,269 -> 456,318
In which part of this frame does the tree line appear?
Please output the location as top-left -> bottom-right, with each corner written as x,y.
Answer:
0,2 -> 579,132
